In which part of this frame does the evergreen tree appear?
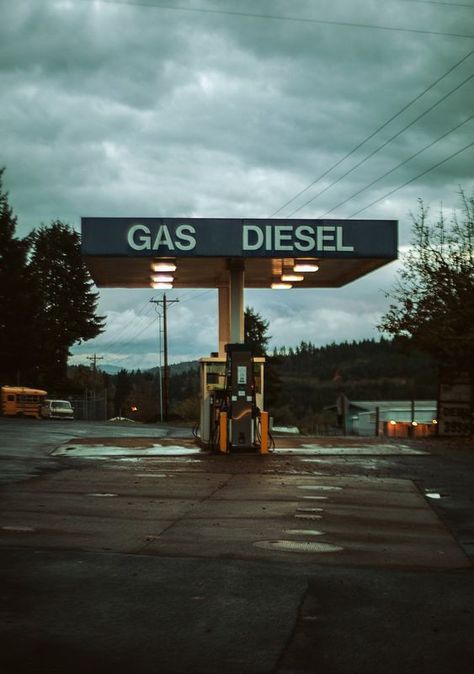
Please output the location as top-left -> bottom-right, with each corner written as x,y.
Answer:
0,169 -> 37,384
244,307 -> 270,356
29,221 -> 105,386
244,306 -> 282,408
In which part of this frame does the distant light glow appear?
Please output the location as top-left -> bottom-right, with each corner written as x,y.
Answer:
432,419 -> 438,424
389,420 -> 396,425
293,263 -> 319,272
411,421 -> 418,427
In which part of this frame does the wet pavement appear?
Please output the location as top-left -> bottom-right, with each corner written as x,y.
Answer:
1,419 -> 473,673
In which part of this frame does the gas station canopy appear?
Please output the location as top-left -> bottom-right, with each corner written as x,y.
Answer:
81,217 -> 398,289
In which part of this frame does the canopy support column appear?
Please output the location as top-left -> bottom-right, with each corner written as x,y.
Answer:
218,284 -> 231,357
229,262 -> 245,344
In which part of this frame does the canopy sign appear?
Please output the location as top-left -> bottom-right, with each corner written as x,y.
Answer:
81,217 -> 397,288
82,218 -> 397,259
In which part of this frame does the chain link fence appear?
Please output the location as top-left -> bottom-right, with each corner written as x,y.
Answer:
69,390 -> 109,421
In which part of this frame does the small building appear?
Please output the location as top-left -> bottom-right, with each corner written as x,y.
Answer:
330,397 -> 438,437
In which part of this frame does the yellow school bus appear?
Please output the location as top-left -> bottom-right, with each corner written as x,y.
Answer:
1,386 -> 48,419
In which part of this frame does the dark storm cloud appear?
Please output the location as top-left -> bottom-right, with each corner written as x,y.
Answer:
1,0 -> 473,366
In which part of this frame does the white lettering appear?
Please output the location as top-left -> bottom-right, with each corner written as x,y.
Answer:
127,224 -> 151,251
153,225 -> 175,250
274,225 -> 293,251
294,225 -> 315,252
317,225 -> 336,251
243,225 -> 264,250
265,225 -> 272,251
336,225 -> 354,252
175,224 -> 196,251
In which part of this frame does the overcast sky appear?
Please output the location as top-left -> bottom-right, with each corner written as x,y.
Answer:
1,0 -> 473,369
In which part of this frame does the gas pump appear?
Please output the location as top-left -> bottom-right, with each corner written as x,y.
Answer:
199,344 -> 269,453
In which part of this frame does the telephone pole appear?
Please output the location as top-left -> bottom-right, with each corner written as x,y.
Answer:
86,353 -> 103,374
150,294 -> 179,421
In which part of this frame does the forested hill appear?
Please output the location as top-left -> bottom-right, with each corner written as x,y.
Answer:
267,338 -> 438,425
272,337 -> 436,384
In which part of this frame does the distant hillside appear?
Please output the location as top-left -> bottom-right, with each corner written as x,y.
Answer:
269,338 -> 437,423
149,360 -> 199,375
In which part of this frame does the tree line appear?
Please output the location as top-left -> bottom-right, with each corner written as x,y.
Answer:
0,168 -> 104,388
2,163 -> 472,428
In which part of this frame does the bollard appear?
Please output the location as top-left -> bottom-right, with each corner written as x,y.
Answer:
260,411 -> 269,454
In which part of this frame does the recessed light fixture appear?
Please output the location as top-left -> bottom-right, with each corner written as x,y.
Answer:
150,282 -> 173,290
150,261 -> 177,272
293,263 -> 319,272
281,274 -> 304,282
271,282 -> 292,289
150,274 -> 174,283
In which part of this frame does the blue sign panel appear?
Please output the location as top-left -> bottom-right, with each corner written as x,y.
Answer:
81,218 -> 397,259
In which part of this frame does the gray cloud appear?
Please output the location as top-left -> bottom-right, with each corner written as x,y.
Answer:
1,0 -> 473,368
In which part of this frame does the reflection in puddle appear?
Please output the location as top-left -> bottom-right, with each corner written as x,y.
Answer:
296,507 -> 324,513
425,492 -> 442,499
136,474 -> 168,478
302,495 -> 328,500
54,444 -> 204,458
295,513 -> 322,520
299,485 -> 342,491
1,525 -> 36,532
87,493 -> 118,497
255,540 -> 343,553
285,529 -> 325,536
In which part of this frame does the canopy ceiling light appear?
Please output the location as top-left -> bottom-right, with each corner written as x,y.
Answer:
150,274 -> 174,283
281,273 -> 304,282
293,263 -> 319,273
271,282 -> 292,289
150,282 -> 173,290
150,261 -> 177,273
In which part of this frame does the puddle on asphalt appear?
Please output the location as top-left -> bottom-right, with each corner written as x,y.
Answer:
425,492 -> 442,499
285,529 -> 325,536
1,526 -> 36,532
295,513 -> 322,520
54,444 -> 204,458
277,444 -> 426,456
299,485 -> 342,491
296,507 -> 324,513
135,473 -> 169,478
87,493 -> 118,497
301,495 -> 328,500
254,540 -> 343,553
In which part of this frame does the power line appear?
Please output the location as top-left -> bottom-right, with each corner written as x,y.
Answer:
397,1 -> 474,7
287,72 -> 473,217
347,141 -> 474,217
74,0 -> 474,38
93,299 -> 155,352
270,50 -> 473,217
105,315 -> 158,358
318,115 -> 473,218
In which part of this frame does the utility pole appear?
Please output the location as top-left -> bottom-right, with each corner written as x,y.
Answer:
150,294 -> 179,421
86,353 -> 103,374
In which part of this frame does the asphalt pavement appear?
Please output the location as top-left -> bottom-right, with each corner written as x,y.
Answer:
0,418 -> 473,673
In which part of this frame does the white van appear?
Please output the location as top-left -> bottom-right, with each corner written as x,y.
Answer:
41,399 -> 74,420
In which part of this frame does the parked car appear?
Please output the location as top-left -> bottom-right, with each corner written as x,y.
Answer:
40,399 -> 74,420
